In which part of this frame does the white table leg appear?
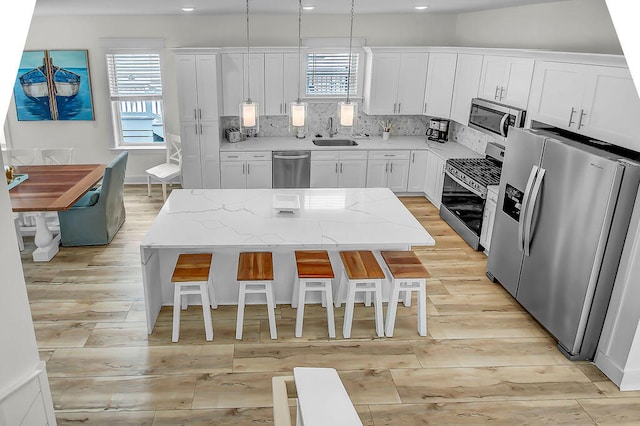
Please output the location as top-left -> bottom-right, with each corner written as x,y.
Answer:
32,212 -> 60,262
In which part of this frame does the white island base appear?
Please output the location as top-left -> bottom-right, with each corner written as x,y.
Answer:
140,188 -> 435,334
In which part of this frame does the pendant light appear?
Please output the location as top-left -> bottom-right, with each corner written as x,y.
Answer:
289,0 -> 308,139
240,0 -> 259,136
338,0 -> 357,131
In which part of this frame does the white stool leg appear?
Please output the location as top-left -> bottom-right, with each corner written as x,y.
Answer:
292,278 -> 300,308
321,288 -> 327,308
374,279 -> 384,337
236,282 -> 247,340
365,288 -> 372,307
324,280 -> 336,338
343,280 -> 357,339
335,272 -> 347,308
265,281 -> 278,339
403,290 -> 412,307
208,265 -> 218,309
295,280 -> 306,337
147,176 -> 152,197
418,279 -> 427,337
385,279 -> 401,337
172,284 -> 182,342
14,215 -> 24,251
200,283 -> 213,341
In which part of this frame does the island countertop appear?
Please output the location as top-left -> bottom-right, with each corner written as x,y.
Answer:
141,187 -> 435,249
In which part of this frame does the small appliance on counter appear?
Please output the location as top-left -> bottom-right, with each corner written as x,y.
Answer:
426,118 -> 449,143
225,128 -> 243,143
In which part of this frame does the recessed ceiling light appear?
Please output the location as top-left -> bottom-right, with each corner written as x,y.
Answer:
414,6 -> 429,10
302,6 -> 315,11
181,7 -> 195,12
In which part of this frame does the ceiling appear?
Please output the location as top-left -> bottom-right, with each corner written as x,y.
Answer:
33,0 -> 566,16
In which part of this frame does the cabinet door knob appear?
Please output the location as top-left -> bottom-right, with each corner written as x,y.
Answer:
340,163 -> 343,173
398,103 -> 401,114
499,87 -> 506,100
390,162 -> 393,173
568,107 -> 577,127
393,103 -> 397,114
577,109 -> 587,129
494,85 -> 500,100
194,109 -> 197,120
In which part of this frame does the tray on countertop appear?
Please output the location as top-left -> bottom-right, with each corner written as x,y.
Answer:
7,173 -> 29,190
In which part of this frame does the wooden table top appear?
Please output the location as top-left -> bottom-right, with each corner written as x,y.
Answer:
9,164 -> 106,212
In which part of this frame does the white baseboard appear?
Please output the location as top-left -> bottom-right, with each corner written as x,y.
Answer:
594,350 -> 624,387
620,368 -> 640,391
0,361 -> 56,425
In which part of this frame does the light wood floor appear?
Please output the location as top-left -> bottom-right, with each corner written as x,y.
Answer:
20,185 -> 640,425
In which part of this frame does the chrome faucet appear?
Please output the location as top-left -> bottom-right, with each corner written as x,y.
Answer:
326,117 -> 337,138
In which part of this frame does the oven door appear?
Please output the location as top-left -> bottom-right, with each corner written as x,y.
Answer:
439,173 -> 486,250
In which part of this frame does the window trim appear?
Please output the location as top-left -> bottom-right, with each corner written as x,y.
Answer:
103,39 -> 167,149
300,45 -> 365,101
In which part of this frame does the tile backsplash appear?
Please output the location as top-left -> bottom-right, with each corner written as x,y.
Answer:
450,121 -> 500,154
221,102 -> 429,139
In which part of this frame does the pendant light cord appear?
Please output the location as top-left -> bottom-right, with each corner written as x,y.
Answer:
246,0 -> 252,102
297,0 -> 302,103
345,0 -> 355,104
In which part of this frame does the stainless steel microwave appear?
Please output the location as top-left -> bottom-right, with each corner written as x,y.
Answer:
468,98 -> 526,144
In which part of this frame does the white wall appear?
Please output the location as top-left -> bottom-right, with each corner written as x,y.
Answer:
455,0 -> 622,54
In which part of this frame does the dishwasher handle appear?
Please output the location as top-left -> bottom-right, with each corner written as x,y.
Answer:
273,154 -> 310,160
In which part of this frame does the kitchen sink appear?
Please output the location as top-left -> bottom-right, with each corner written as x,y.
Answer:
312,139 -> 358,146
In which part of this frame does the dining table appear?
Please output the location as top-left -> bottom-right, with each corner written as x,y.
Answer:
140,187 -> 435,333
9,164 -> 106,261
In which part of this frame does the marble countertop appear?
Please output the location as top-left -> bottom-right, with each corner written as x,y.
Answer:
220,135 -> 481,160
141,188 -> 435,249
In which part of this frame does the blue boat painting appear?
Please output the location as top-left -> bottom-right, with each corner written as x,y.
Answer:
14,50 -> 94,121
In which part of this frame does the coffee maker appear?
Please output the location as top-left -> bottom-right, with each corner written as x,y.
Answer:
426,118 -> 449,143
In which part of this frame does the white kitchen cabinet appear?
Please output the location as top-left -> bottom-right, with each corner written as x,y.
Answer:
221,53 -> 265,116
528,61 -> 640,152
407,150 -> 428,193
423,53 -> 457,118
366,151 -> 410,192
220,151 -> 272,189
363,50 -> 429,115
478,55 -> 534,109
310,151 -> 367,188
176,54 -> 221,189
480,185 -> 499,253
450,53 -> 483,125
424,150 -> 446,209
264,53 -> 299,116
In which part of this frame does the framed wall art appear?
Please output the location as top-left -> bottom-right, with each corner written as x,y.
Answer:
14,49 -> 94,121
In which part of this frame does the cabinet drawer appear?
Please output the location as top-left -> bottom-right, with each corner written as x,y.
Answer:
368,150 -> 411,160
339,151 -> 368,160
311,151 -> 340,161
220,151 -> 271,161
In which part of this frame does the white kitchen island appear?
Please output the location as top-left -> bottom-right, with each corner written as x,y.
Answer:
140,188 -> 435,333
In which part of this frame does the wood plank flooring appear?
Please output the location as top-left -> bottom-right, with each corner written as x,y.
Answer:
19,185 -> 640,425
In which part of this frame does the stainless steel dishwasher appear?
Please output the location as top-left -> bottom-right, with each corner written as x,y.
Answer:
272,150 -> 311,188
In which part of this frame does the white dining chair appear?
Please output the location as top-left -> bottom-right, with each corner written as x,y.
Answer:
6,148 -> 39,166
146,133 -> 182,202
41,148 -> 74,165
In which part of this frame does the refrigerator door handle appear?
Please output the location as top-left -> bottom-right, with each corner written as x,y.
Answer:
524,167 -> 546,256
518,166 -> 539,252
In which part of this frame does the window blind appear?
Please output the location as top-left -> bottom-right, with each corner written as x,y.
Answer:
106,53 -> 163,99
306,53 -> 358,96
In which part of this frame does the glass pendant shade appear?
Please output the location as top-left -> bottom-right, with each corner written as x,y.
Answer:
289,101 -> 308,138
240,100 -> 259,135
338,101 -> 357,128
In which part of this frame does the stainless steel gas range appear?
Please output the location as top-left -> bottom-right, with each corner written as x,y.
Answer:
439,142 -> 504,250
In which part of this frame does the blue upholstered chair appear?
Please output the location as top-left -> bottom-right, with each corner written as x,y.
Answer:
58,151 -> 128,246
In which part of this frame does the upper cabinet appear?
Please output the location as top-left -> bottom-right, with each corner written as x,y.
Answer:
528,61 -> 640,151
264,53 -> 300,116
450,54 -> 483,125
221,53 -> 265,116
423,53 -> 458,118
363,49 -> 429,115
176,55 -> 219,122
478,55 -> 534,109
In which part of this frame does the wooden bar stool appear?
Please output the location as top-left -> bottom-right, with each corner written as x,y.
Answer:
335,251 -> 385,338
381,251 -> 429,337
236,252 -> 277,340
171,253 -> 217,342
292,250 -> 336,338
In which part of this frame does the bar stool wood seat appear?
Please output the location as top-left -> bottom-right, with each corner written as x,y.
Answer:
381,251 -> 429,337
335,251 -> 385,338
292,250 -> 336,338
236,252 -> 277,340
171,253 -> 217,342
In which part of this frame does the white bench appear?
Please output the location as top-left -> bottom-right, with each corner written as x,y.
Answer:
272,367 -> 362,426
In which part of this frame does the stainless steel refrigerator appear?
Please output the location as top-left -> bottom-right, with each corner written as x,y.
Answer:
487,127 -> 640,360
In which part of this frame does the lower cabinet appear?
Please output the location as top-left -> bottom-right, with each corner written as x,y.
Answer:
424,150 -> 446,208
407,150 -> 428,192
480,185 -> 499,253
310,151 -> 368,188
220,151 -> 272,189
366,151 -> 410,193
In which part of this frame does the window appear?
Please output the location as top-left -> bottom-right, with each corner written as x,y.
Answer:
305,52 -> 359,97
106,50 -> 165,147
